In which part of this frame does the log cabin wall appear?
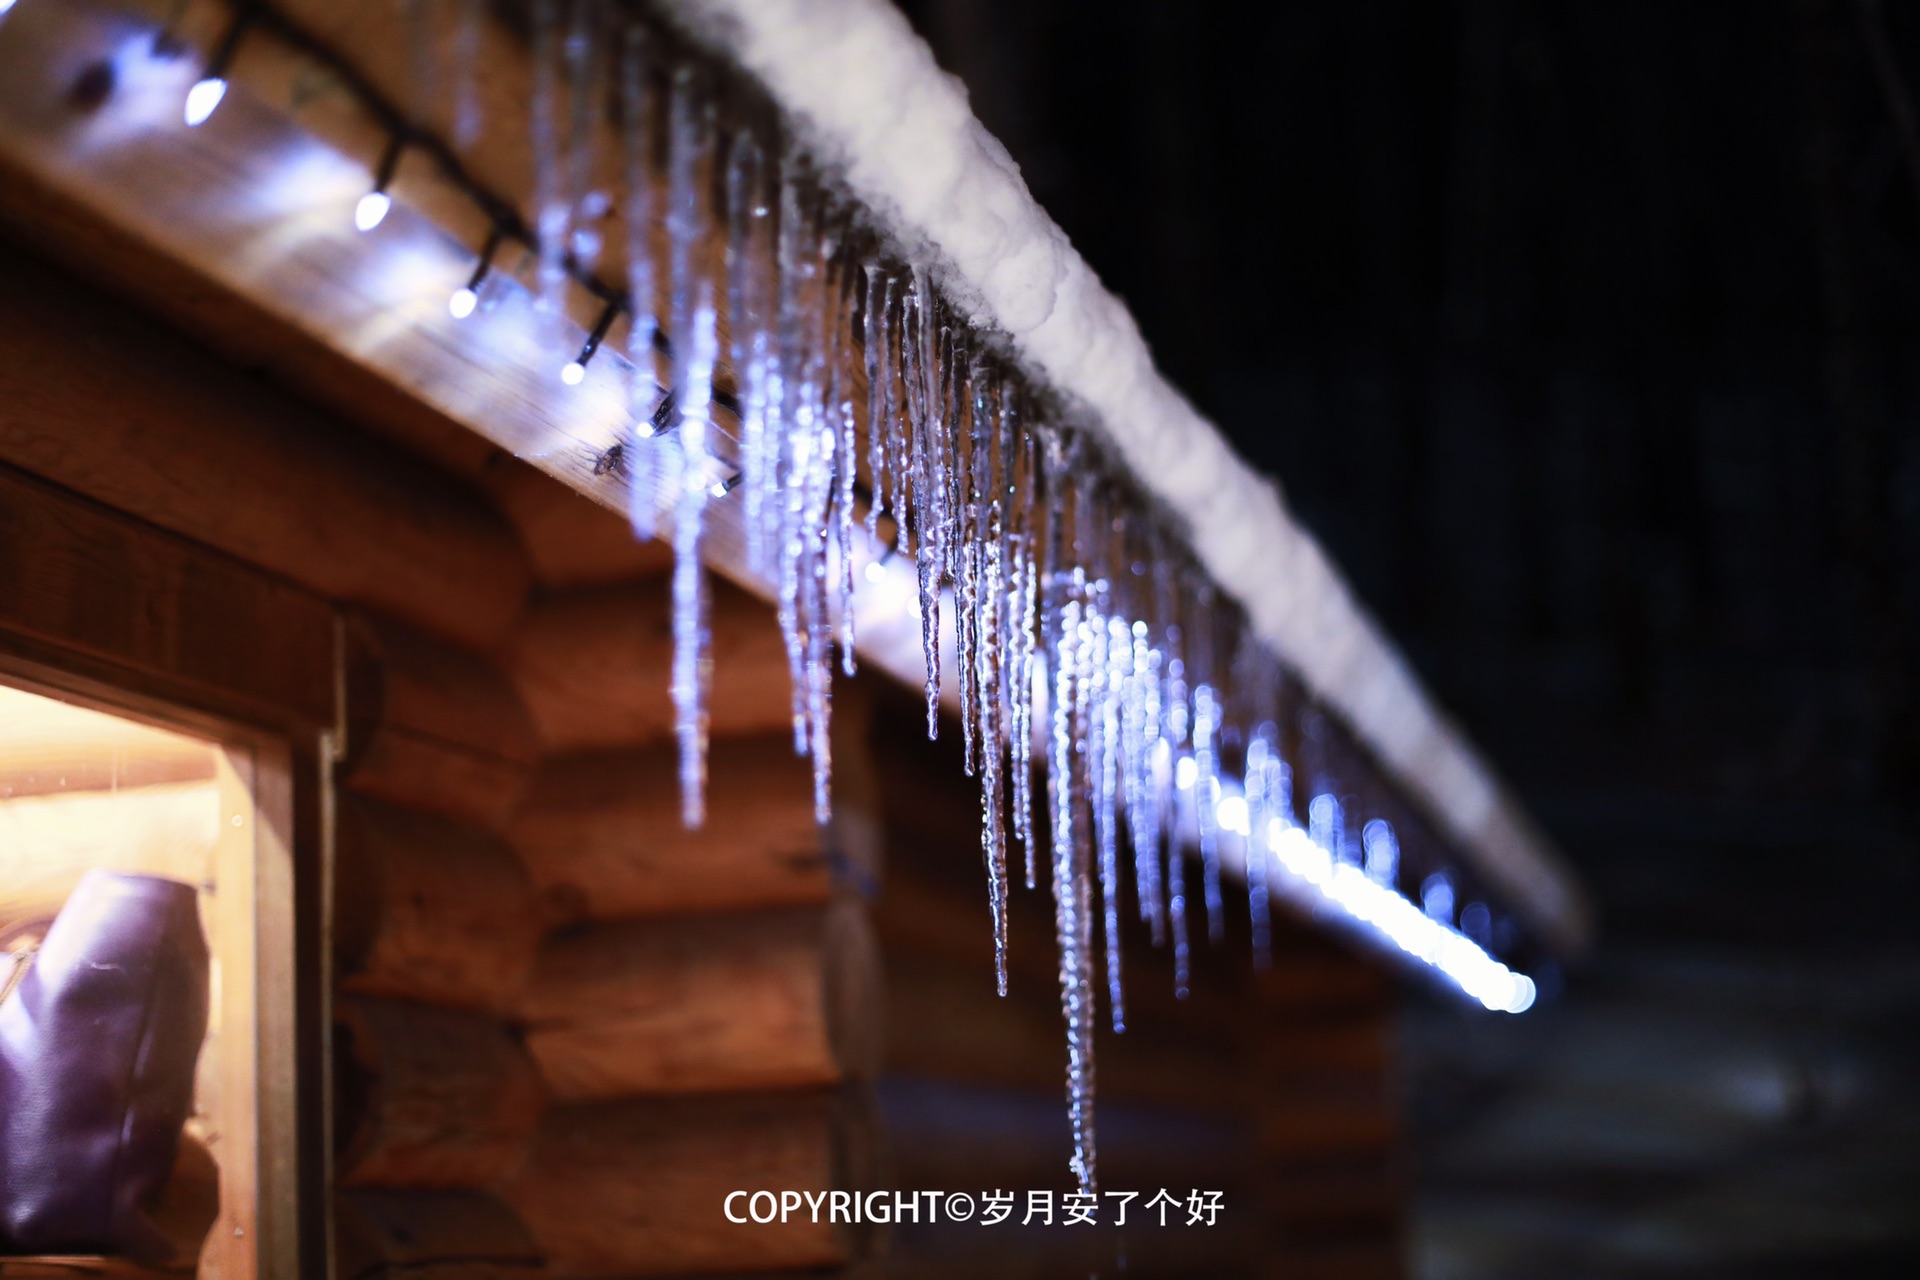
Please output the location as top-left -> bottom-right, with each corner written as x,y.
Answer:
0,231 -> 886,1279
489,462 -> 886,1279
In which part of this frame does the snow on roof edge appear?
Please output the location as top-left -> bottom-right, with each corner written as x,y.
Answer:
660,0 -> 1590,951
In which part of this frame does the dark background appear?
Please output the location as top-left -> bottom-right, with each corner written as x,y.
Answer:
891,1 -> 1920,1275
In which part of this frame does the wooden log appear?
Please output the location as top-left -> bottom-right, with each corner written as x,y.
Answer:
0,1261 -> 189,1279
882,948 -> 1251,1112
0,782 -> 219,933
341,613 -> 538,832
1254,1053 -> 1398,1158
504,579 -> 792,754
1260,1150 -> 1404,1228
0,686 -> 217,800
498,1090 -> 875,1278
0,463 -> 336,730
333,1189 -> 544,1280
1257,1015 -> 1393,1079
480,457 -> 673,590
508,735 -> 854,921
0,240 -> 529,653
333,996 -> 546,1190
334,796 -> 544,1015
520,899 -> 882,1100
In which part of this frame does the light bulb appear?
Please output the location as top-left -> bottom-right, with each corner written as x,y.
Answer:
0,0 -> 20,15
184,76 -> 227,127
448,286 -> 478,320
636,421 -> 656,438
354,190 -> 391,232
863,561 -> 886,584
708,481 -> 729,499
560,360 -> 586,386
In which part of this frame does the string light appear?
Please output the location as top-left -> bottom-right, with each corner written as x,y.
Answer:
163,0 -> 712,479
1216,787 -> 1535,1014
561,298 -> 621,385
354,135 -> 402,232
448,227 -> 502,319
183,6 -> 255,126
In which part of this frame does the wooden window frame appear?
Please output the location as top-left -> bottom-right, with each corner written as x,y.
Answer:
0,461 -> 335,1278
0,659 -> 303,1280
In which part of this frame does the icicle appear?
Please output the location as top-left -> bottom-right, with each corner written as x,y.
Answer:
1126,619 -> 1167,945
672,297 -> 717,828
562,0 -> 606,271
665,60 -> 713,827
1035,428 -> 1098,1191
904,271 -> 948,737
885,300 -> 913,561
953,349 -> 984,778
1050,589 -> 1097,1192
1124,530 -> 1167,945
726,132 -> 774,564
1011,412 -> 1041,889
1151,544 -> 1192,996
774,170 -> 818,758
1363,817 -> 1399,887
621,23 -> 661,542
1244,724 -> 1278,969
1068,478 -> 1116,1033
1189,588 -> 1225,945
770,191 -> 838,824
529,0 -> 570,325
1304,709 -> 1346,866
1192,684 -> 1224,944
742,152 -> 784,579
979,496 -> 1010,996
452,0 -> 486,149
862,265 -> 892,548
806,273 -> 840,822
833,254 -> 860,679
1100,611 -> 1127,1033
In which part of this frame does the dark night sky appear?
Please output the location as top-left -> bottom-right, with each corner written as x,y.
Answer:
894,1 -> 1920,1273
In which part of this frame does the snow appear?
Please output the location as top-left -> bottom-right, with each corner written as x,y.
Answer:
655,0 -> 1582,947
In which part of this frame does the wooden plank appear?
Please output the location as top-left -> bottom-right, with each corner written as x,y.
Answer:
0,463 -> 335,730
0,236 -> 528,653
480,457 -> 674,590
519,899 -> 881,1100
508,735 -> 842,921
498,1091 -> 875,1278
0,782 -> 221,934
504,578 -> 793,753
333,1190 -> 544,1279
333,996 -> 547,1191
340,612 -> 537,831
882,947 -> 1254,1113
204,749 -> 260,1280
333,796 -> 544,1015
0,686 -> 218,800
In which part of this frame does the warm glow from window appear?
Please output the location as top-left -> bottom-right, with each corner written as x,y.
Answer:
0,682 -> 274,1275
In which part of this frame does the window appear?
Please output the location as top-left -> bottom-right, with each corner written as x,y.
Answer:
0,678 -> 296,1279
